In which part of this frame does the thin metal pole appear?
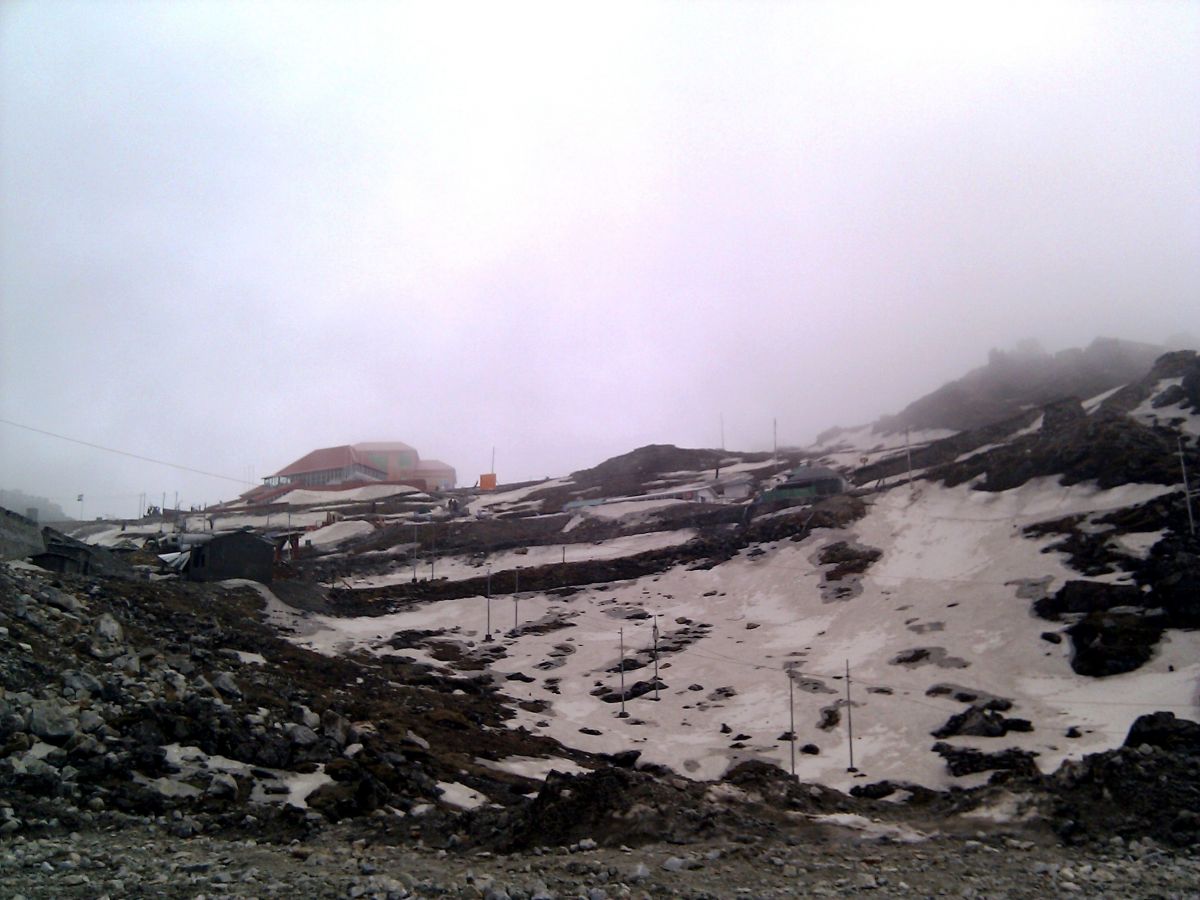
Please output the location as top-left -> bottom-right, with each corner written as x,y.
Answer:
412,523 -> 418,582
513,594 -> 519,632
618,628 -> 628,718
652,616 -> 660,701
789,668 -> 796,777
845,659 -> 856,772
1180,438 -> 1196,537
484,568 -> 492,642
562,545 -> 566,564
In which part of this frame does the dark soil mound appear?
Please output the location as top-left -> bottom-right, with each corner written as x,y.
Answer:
1043,713 -> 1200,846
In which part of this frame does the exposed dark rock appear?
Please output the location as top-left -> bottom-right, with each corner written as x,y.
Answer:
931,706 -> 1033,739
931,743 -> 1039,777
1124,711 -> 1200,754
817,541 -> 882,580
1034,580 -> 1145,621
1066,612 -> 1163,677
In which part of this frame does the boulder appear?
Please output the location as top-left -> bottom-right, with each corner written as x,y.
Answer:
285,723 -> 320,748
28,701 -> 77,745
1067,613 -> 1163,677
1124,712 -> 1200,754
95,613 -> 124,643
212,672 -> 242,698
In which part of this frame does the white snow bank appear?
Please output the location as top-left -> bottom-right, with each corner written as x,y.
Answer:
305,520 -> 375,550
579,499 -> 690,521
469,477 -> 572,514
475,755 -> 588,779
809,813 -> 932,843
437,781 -> 490,809
279,484 -> 420,506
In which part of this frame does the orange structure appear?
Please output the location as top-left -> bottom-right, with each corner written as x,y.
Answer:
479,473 -> 497,491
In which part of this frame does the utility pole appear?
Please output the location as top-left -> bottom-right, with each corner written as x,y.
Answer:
617,628 -> 629,718
652,615 -> 660,701
1180,437 -> 1196,537
788,666 -> 796,777
512,566 -> 521,633
484,568 -> 493,642
773,418 -> 778,461
77,494 -> 83,522
845,659 -> 856,772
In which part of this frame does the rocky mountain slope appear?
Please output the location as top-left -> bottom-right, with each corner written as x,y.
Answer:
2,342 -> 1199,895
845,337 -> 1173,437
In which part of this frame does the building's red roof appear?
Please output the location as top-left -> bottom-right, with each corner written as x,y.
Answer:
274,445 -> 382,478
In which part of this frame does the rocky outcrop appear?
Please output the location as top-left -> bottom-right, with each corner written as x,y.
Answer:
0,508 -> 44,562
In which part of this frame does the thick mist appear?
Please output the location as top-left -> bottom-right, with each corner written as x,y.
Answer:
2,2 -> 1197,515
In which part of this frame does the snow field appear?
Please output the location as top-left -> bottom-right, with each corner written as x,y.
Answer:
267,477 -> 1200,793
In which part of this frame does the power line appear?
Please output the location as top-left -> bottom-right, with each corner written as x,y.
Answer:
0,418 -> 253,486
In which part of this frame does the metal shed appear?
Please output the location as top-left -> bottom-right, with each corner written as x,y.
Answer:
186,531 -> 274,583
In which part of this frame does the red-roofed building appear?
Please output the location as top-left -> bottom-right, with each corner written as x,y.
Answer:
259,442 -> 455,492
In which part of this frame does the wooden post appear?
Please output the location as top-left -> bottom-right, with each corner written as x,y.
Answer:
788,667 -> 796,777
617,628 -> 629,718
652,616 -> 660,701
484,568 -> 493,642
845,659 -> 856,772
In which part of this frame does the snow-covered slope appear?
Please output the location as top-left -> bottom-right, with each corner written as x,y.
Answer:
259,348 -> 1200,792
276,472 -> 1198,792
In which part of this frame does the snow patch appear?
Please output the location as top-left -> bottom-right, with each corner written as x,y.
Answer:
437,780 -> 490,809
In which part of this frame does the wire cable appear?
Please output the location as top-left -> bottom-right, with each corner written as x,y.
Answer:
0,418 -> 254,485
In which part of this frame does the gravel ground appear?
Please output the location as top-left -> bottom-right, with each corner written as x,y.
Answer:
2,821 -> 1198,899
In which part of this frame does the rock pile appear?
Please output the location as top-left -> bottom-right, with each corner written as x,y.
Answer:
0,565 -> 558,844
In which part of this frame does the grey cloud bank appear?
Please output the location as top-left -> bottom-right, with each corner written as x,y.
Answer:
1,1 -> 1197,516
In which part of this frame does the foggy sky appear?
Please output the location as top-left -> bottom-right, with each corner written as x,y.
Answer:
2,1 -> 1197,517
